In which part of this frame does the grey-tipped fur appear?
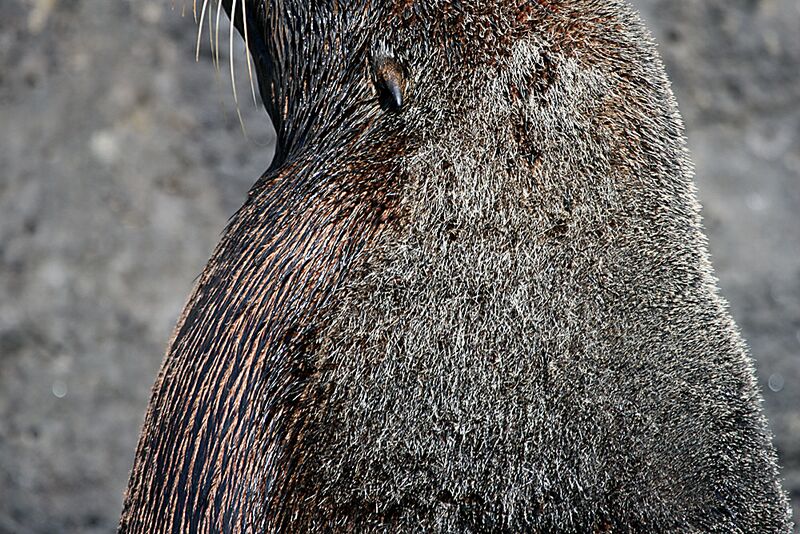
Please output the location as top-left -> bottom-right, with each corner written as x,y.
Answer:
120,0 -> 792,531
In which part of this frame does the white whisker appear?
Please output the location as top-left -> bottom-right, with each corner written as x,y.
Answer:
208,0 -> 217,71
241,0 -> 258,106
229,0 -> 247,134
215,0 -> 224,72
196,0 -> 210,62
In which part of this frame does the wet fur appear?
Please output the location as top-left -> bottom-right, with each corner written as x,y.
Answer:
119,1 -> 792,532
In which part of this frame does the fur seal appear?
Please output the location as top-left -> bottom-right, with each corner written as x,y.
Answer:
119,0 -> 793,531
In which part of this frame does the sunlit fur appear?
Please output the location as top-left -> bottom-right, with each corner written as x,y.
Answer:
119,1 -> 793,532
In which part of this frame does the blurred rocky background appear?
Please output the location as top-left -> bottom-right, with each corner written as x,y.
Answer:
0,0 -> 797,532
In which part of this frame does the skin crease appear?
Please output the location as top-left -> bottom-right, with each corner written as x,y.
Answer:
119,1 -> 793,532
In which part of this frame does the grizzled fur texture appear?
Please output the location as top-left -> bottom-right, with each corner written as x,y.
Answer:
119,0 -> 792,532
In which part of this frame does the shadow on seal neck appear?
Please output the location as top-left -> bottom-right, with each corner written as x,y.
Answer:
119,1 -> 793,532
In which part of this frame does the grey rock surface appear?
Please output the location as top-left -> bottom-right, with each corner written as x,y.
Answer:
0,0 -> 797,532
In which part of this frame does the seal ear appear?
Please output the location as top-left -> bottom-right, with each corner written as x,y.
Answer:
370,47 -> 407,112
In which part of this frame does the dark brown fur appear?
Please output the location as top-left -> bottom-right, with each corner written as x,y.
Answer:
120,1 -> 792,531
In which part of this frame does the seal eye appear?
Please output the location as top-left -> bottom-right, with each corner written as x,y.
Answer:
373,58 -> 406,112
